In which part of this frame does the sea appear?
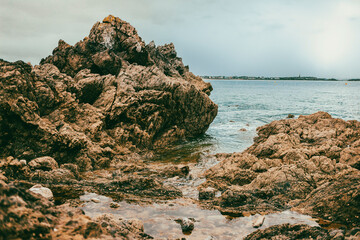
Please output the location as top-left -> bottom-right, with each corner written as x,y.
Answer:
156,79 -> 360,161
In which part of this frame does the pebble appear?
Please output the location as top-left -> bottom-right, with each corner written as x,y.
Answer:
199,187 -> 216,200
29,184 -> 53,200
252,215 -> 265,228
19,159 -> 27,166
329,229 -> 344,240
175,217 -> 195,234
110,202 -> 120,208
287,114 -> 295,118
91,198 -> 101,203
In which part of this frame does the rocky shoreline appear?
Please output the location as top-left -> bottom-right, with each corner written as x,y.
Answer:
198,112 -> 360,238
1,15 -> 359,239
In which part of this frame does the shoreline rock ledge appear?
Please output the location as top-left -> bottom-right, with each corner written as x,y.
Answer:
0,15 -> 218,170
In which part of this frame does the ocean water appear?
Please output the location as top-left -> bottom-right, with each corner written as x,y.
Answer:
81,80 -> 359,239
153,80 -> 360,161
206,80 -> 360,153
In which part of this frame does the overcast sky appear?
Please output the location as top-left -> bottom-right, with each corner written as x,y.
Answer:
1,0 -> 360,78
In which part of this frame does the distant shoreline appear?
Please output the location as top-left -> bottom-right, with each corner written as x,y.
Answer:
202,76 -> 360,81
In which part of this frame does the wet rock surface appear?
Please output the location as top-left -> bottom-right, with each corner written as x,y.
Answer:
29,184 -> 54,200
0,179 -> 151,240
174,217 -> 196,234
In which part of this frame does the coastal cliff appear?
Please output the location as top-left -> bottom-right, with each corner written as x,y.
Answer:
0,15 -> 217,239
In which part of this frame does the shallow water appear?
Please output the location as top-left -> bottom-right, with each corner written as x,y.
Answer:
81,192 -> 319,240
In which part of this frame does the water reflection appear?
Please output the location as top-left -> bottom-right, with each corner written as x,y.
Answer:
80,193 -> 319,239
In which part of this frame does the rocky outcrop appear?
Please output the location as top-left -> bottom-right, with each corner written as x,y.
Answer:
0,15 -> 217,171
0,155 -> 182,204
40,15 -> 212,94
201,112 -> 360,228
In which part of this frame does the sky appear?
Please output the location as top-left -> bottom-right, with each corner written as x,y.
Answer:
1,0 -> 360,79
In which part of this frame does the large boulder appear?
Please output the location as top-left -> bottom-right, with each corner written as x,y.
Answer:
0,15 -> 217,170
202,112 -> 360,227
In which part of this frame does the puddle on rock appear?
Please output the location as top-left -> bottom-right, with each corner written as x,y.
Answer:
80,192 -> 319,239
161,155 -> 220,199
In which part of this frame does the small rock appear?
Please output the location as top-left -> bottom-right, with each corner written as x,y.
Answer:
28,156 -> 58,171
110,202 -> 120,208
148,40 -> 156,48
252,215 -> 265,228
204,236 -> 217,240
135,42 -> 142,52
287,114 -> 295,118
239,128 -> 247,132
19,159 -> 27,166
29,184 -> 53,200
0,173 -> 7,182
60,163 -> 80,179
30,168 -> 76,183
329,229 -> 344,240
9,158 -> 21,167
175,217 -> 195,234
8,195 -> 27,206
91,198 -> 101,203
199,187 -> 217,200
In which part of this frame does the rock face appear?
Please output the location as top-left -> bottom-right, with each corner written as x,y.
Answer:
252,215 -> 265,228
0,15 -> 217,171
202,112 -> 360,228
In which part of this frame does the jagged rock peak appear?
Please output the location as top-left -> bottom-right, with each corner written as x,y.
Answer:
88,15 -> 145,52
40,14 -> 212,95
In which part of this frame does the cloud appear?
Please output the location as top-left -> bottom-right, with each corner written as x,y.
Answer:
1,0 -> 360,78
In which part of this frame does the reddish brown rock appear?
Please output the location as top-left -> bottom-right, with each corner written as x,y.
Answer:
28,156 -> 59,171
202,112 -> 360,227
0,15 -> 217,171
